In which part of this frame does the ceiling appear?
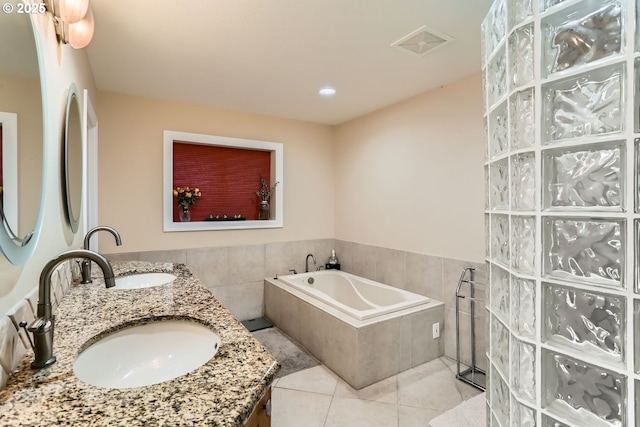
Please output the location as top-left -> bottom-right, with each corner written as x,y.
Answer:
87,0 -> 493,125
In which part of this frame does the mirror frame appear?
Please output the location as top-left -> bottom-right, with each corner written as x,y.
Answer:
0,13 -> 47,265
62,84 -> 82,233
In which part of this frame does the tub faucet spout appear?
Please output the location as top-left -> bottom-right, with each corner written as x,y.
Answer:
305,253 -> 316,273
26,249 -> 116,369
81,226 -> 121,284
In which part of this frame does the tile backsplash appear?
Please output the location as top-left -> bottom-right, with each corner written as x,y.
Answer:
0,260 -> 78,391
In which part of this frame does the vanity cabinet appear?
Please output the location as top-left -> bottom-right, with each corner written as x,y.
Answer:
244,386 -> 272,427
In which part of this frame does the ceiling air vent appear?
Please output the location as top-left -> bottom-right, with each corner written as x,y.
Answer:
391,25 -> 454,56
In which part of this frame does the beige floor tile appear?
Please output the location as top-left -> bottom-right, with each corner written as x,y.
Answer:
397,368 -> 463,412
271,388 -> 332,427
324,397 -> 398,427
334,375 -> 397,404
398,405 -> 443,427
402,357 -> 448,377
276,365 -> 338,395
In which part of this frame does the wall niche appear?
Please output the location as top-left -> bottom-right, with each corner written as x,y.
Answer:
163,130 -> 283,231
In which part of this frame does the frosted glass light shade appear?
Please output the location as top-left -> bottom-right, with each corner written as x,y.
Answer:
57,0 -> 89,24
66,6 -> 94,49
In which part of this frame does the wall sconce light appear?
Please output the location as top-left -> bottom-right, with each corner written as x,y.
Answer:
44,0 -> 95,49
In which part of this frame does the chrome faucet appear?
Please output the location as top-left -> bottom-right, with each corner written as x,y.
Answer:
81,226 -> 121,284
305,253 -> 316,273
23,249 -> 116,369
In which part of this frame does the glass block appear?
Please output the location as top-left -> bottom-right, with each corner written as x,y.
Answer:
488,47 -> 507,107
491,316 -> 510,379
635,61 -> 640,132
540,0 -> 570,12
485,165 -> 490,210
542,0 -> 622,77
543,350 -> 626,426
512,216 -> 535,274
508,0 -> 533,30
511,152 -> 536,211
511,337 -> 536,402
489,102 -> 509,159
491,362 -> 510,426
511,400 -> 536,427
487,0 -> 506,56
542,415 -> 571,427
490,159 -> 509,210
635,300 -> 640,373
542,141 -> 624,211
491,215 -> 510,267
484,118 -> 489,161
509,24 -> 535,90
637,139 -> 640,213
542,64 -> 624,143
485,214 -> 491,258
543,282 -> 625,363
511,276 -> 536,338
510,88 -> 535,150
543,217 -> 624,287
636,220 -> 640,292
491,264 -> 510,322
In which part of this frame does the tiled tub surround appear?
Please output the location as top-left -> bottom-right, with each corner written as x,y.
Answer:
106,238 -> 487,372
264,273 -> 444,390
0,261 -> 279,426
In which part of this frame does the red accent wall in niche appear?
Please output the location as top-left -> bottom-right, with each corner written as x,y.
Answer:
172,142 -> 271,221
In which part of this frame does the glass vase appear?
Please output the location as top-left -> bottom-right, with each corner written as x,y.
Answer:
258,201 -> 270,220
179,207 -> 191,222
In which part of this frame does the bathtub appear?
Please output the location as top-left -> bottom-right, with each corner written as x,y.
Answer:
264,270 -> 444,389
275,270 -> 432,321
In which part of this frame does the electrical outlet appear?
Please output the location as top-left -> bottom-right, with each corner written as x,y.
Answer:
432,322 -> 440,339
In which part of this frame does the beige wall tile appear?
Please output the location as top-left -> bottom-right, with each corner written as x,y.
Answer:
351,243 -> 377,280
297,301 -> 326,361
409,306 -> 444,367
357,317 -> 401,388
228,244 -> 265,285
333,240 -> 353,271
139,249 -> 187,264
0,317 -> 25,375
106,252 -> 140,262
186,247 -> 229,289
405,252 -> 443,300
375,247 -> 406,289
208,281 -> 263,321
266,241 -> 307,277
322,315 -> 357,387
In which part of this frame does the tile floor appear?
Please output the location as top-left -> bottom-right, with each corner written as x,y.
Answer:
270,356 -> 484,427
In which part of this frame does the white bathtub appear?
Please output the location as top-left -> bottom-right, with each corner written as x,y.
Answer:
264,270 -> 444,389
276,270 -> 432,321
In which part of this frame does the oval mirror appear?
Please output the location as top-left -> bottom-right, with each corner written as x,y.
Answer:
63,85 -> 82,233
0,6 -> 46,264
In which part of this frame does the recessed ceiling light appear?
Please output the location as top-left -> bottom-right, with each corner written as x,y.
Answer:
319,86 -> 336,96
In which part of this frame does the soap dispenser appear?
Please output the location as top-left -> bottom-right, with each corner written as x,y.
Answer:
326,249 -> 340,270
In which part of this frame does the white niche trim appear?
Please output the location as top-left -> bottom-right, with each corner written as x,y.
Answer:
163,130 -> 283,232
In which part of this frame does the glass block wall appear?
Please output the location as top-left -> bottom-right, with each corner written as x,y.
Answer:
483,0 -> 638,426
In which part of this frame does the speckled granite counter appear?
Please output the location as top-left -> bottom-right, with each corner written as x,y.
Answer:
0,261 -> 280,426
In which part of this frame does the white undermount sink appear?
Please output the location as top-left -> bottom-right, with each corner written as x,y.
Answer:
113,272 -> 177,290
73,320 -> 221,389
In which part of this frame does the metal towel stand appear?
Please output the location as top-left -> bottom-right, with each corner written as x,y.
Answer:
455,267 -> 486,391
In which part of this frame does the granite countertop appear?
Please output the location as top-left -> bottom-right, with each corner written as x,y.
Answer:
0,261 -> 280,426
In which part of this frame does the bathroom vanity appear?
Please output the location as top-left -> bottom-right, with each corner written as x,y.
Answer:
0,261 -> 279,426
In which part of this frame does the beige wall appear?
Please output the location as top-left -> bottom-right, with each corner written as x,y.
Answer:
96,92 -> 335,254
0,13 -> 97,315
334,73 -> 485,263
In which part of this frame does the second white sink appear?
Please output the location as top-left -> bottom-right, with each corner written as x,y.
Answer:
113,272 -> 176,290
73,320 -> 221,389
